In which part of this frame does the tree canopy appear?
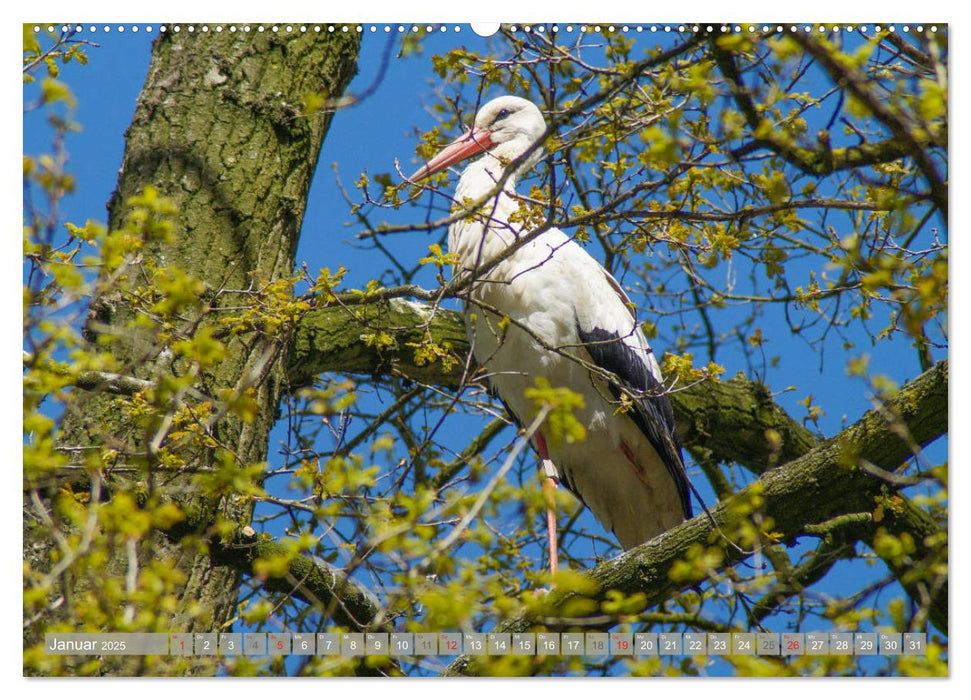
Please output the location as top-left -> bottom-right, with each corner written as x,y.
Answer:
23,23 -> 947,677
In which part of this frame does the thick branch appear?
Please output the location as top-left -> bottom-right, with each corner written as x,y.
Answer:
206,528 -> 400,676
288,299 -> 469,388
443,360 -> 947,675
207,527 -> 386,632
287,301 -> 817,473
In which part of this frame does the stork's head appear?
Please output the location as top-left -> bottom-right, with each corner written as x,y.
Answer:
408,96 -> 547,182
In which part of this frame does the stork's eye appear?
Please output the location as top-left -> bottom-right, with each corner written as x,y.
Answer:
495,108 -> 511,122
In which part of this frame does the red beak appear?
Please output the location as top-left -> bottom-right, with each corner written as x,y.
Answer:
407,127 -> 493,182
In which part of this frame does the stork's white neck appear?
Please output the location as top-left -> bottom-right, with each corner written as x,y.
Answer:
448,156 -> 517,267
447,138 -> 546,274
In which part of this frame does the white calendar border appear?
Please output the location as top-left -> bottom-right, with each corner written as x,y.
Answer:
7,0 -> 959,697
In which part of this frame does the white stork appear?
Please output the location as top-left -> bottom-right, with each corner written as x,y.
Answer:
408,96 -> 692,573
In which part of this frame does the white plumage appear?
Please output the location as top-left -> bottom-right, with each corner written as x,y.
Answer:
409,96 -> 691,558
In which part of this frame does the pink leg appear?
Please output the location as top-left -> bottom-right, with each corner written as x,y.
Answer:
534,433 -> 559,577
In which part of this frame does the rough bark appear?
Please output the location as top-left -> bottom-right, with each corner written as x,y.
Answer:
24,28 -> 360,673
289,299 -> 471,388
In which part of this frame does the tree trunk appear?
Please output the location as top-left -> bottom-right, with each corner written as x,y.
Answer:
24,28 -> 359,674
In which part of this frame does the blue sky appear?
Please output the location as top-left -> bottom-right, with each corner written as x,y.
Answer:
24,24 -> 944,437
21,20 -> 949,678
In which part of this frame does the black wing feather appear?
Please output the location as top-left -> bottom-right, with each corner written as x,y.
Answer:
576,323 -> 692,519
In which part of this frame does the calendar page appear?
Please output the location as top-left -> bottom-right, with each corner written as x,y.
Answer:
22,5 -> 948,682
